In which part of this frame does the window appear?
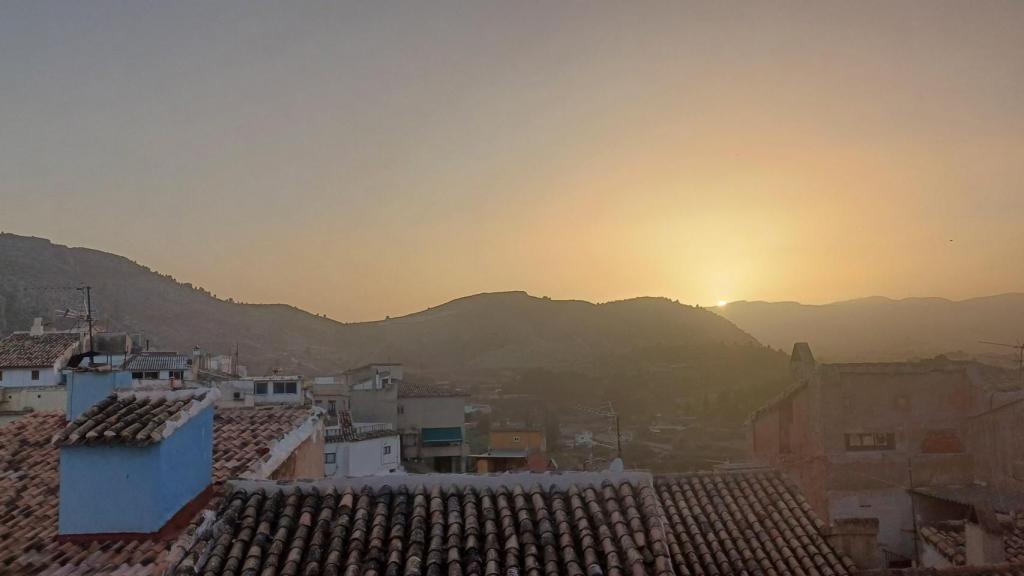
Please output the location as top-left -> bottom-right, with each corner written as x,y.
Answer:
254,381 -> 268,395
0,370 -> 4,381
132,372 -> 144,379
274,381 -> 298,394
168,370 -> 184,380
324,453 -> 336,464
328,400 -> 337,415
384,445 -> 392,455
512,435 -> 521,442
31,370 -> 40,381
144,371 -> 159,380
845,432 -> 896,452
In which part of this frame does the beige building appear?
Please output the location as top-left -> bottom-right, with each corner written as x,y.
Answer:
396,381 -> 468,472
750,343 -> 995,566
309,375 -> 350,422
348,363 -> 468,472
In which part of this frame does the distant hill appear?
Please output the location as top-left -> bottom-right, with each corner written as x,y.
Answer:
0,233 -> 760,380
717,295 -> 1024,362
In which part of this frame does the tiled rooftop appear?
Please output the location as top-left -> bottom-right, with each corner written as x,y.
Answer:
398,380 -> 468,398
212,405 -> 317,483
921,524 -> 968,565
0,332 -> 81,368
920,515 -> 1024,567
123,352 -> 192,372
167,469 -> 853,576
52,390 -> 214,447
174,476 -> 675,576
0,405 -> 317,575
655,472 -> 855,576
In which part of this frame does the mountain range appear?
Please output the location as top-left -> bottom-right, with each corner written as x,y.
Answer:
3,232 -> 1020,393
716,295 -> 1024,362
0,233 -> 757,380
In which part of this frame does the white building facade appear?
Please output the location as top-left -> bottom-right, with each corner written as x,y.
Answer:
324,433 -> 401,477
0,324 -> 82,388
215,375 -> 305,407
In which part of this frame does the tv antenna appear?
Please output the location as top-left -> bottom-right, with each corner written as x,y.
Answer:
979,340 -> 1024,385
56,285 -> 95,355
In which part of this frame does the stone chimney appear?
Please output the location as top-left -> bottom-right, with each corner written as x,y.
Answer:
965,507 -> 1006,565
29,317 -> 44,336
789,342 -> 817,382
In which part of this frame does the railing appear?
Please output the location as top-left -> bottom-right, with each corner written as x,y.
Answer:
355,423 -> 393,434
324,422 -> 395,444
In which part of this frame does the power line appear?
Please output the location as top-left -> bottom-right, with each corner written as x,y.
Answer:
979,340 -> 1024,385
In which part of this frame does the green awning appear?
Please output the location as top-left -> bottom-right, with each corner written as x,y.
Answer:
421,426 -> 462,444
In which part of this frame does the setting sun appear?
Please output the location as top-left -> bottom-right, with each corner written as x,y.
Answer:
717,300 -> 728,307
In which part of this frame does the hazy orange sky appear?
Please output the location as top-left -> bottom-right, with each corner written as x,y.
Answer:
1,2 -> 1023,321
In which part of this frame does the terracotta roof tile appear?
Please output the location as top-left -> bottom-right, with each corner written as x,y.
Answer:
921,515 -> 1024,566
0,333 -> 80,368
655,471 -> 855,576
2,408 -> 848,576
52,390 -> 214,447
212,405 -> 313,483
0,405 -> 316,575
398,381 -> 468,398
173,479 -> 677,576
168,470 -> 852,576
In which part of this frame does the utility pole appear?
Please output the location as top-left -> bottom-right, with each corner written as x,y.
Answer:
908,454 -> 921,567
615,411 -> 622,458
576,402 -> 623,461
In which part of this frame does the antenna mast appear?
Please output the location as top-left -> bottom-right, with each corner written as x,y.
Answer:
80,285 -> 94,354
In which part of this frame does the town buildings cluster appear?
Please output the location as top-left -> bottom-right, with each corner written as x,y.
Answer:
1,317 -> 1023,576
751,343 -> 1024,571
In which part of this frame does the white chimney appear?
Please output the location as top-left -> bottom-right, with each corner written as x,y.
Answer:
29,317 -> 44,336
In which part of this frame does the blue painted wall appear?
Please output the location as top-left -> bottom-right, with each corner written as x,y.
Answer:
58,403 -> 213,535
64,370 -> 133,420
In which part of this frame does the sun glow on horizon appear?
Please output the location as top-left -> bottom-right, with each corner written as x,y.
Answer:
717,300 -> 728,307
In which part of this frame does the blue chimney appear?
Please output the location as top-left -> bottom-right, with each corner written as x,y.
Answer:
53,388 -> 220,535
64,368 -> 134,420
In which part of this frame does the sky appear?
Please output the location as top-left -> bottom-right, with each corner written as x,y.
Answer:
1,2 -> 1023,321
